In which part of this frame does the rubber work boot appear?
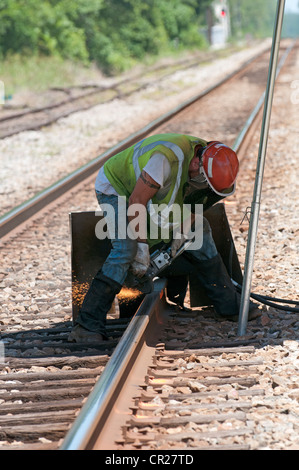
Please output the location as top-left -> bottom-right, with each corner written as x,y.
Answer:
215,291 -> 261,322
166,275 -> 191,311
68,270 -> 122,342
191,253 -> 261,322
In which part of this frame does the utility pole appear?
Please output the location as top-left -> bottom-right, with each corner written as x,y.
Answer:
237,0 -> 286,336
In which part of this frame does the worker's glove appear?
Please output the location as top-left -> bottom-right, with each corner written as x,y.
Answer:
170,235 -> 186,258
131,242 -> 150,278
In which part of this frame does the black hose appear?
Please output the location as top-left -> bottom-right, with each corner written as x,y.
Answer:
247,292 -> 299,313
254,294 -> 298,304
233,281 -> 299,313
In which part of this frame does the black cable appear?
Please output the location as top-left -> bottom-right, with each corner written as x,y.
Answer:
232,281 -> 299,313
247,292 -> 299,313
254,294 -> 298,305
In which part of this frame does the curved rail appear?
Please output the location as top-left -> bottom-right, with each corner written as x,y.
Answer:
0,46 -> 268,139
59,41 -> 296,450
60,278 -> 166,450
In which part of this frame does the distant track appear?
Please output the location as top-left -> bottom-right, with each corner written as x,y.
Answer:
0,47 -> 267,140
0,41 -> 296,451
0,42 -> 292,242
60,42 -> 297,450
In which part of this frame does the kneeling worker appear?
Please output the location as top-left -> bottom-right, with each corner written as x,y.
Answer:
69,133 -> 260,343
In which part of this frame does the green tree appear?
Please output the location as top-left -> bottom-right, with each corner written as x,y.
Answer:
228,0 -> 277,39
0,0 -> 90,60
0,0 -> 211,74
282,12 -> 299,38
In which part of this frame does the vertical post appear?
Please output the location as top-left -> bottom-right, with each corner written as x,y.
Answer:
237,0 -> 286,336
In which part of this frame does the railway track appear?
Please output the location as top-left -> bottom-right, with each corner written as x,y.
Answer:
0,41 -> 298,451
0,316 -> 129,450
0,46 -> 259,140
0,42 -> 291,238
121,345 -> 264,451
61,282 -> 268,451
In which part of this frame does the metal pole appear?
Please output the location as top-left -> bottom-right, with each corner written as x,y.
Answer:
237,0 -> 286,336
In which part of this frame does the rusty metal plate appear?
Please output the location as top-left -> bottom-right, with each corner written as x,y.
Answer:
189,203 -> 243,307
70,211 -> 145,322
70,212 -> 112,322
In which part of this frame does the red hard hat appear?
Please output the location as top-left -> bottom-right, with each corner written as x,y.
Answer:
201,141 -> 239,196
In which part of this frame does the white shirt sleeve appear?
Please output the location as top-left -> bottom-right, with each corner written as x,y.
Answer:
95,152 -> 172,196
95,166 -> 119,195
143,153 -> 171,187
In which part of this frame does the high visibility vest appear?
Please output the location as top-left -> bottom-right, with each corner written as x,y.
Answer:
103,133 -> 207,246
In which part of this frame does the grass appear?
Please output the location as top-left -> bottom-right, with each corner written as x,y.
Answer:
0,54 -> 104,96
0,42 -> 246,99
0,39 -> 213,95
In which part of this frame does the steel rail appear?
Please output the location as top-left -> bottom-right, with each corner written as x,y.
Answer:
0,51 -> 237,125
0,46 -> 272,241
60,278 -> 166,450
0,45 -> 271,132
0,50 -> 245,126
59,42 -> 295,451
232,40 -> 295,154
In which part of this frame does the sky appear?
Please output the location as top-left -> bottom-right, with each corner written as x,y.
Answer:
285,0 -> 299,12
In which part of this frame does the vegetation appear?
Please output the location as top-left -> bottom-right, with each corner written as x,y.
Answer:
1,0 -> 296,96
1,0 -> 287,77
228,0 -> 299,40
228,0 -> 277,39
0,0 -> 211,75
282,12 -> 299,38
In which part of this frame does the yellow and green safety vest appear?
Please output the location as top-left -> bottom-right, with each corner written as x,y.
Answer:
103,133 -> 207,245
